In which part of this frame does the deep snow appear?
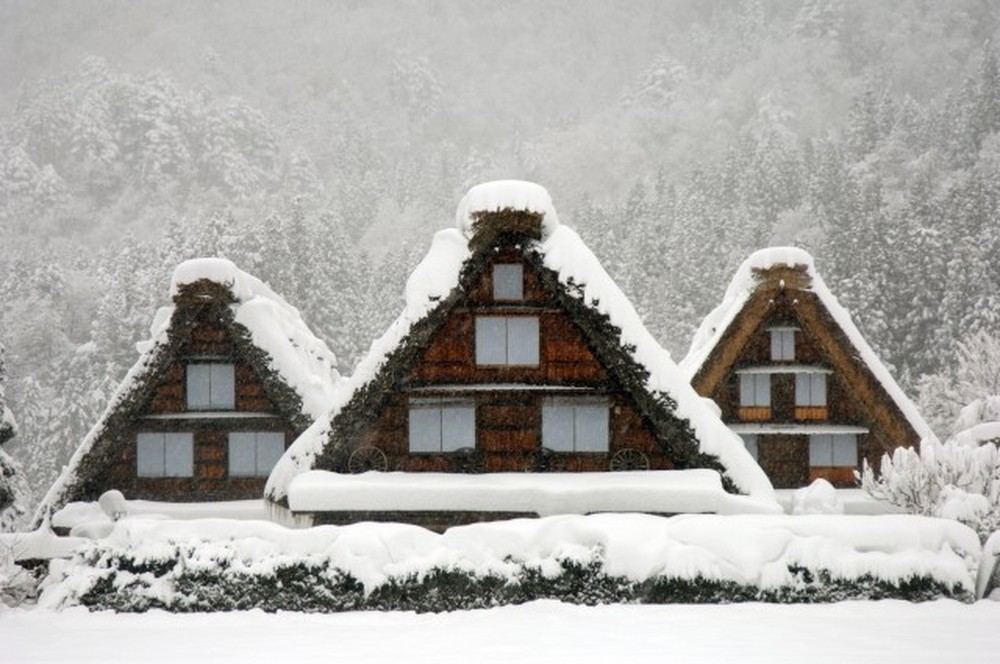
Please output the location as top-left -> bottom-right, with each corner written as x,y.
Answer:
3,600 -> 999,664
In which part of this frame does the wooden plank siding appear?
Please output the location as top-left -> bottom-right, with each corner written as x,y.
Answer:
86,316 -> 297,502
341,250 -> 672,475
689,264 -> 925,488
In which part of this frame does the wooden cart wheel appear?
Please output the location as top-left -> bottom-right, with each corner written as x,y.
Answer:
524,447 -> 566,472
452,447 -> 485,474
609,448 -> 649,471
348,445 -> 388,473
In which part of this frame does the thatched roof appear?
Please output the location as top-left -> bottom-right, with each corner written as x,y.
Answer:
34,259 -> 341,523
680,247 -> 936,445
266,181 -> 775,506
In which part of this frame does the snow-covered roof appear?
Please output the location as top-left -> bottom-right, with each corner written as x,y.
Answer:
267,181 -> 776,505
288,470 -> 780,516
680,247 -> 937,443
35,258 -> 341,523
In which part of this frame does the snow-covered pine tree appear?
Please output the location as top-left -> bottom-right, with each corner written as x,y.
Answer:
0,343 -> 31,532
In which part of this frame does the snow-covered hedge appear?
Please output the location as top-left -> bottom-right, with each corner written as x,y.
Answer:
39,514 -> 981,612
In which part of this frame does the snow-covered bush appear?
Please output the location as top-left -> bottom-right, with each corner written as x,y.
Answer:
38,514 -> 979,612
860,439 -> 1000,541
0,541 -> 37,607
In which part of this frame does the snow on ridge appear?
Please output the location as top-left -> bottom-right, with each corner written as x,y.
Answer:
456,180 -> 560,240
679,246 -> 936,443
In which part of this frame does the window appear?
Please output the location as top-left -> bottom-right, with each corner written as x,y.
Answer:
228,432 -> 285,477
137,432 -> 193,477
475,317 -> 539,365
409,399 -> 475,453
770,328 -> 795,360
542,398 -> 609,452
739,374 -> 771,407
739,373 -> 771,420
493,264 -> 523,300
795,373 -> 827,406
809,434 -> 858,467
739,434 -> 759,461
187,363 -> 235,410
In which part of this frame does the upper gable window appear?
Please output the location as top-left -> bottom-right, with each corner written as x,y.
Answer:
770,328 -> 796,360
493,264 -> 524,300
187,363 -> 235,410
795,373 -> 827,407
476,316 -> 539,365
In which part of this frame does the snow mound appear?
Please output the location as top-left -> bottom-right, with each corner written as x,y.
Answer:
456,180 -> 560,240
791,479 -> 845,515
287,470 -> 780,517
680,246 -> 936,443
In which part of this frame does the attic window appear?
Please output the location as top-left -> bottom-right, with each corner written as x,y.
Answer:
542,398 -> 609,452
493,263 -> 523,300
476,316 -> 539,365
409,398 -> 475,453
187,363 -> 235,410
770,328 -> 796,360
136,432 -> 193,477
228,432 -> 285,477
795,373 -> 828,420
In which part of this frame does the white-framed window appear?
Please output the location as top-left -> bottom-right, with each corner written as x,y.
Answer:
739,434 -> 759,461
770,328 -> 795,360
137,432 -> 194,477
409,398 -> 475,453
542,398 -> 609,452
795,373 -> 827,407
493,263 -> 523,300
809,434 -> 858,467
228,431 -> 285,477
739,374 -> 771,407
187,363 -> 235,410
475,316 -> 540,365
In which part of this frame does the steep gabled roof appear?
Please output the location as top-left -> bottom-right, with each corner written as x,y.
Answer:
680,247 -> 936,444
34,258 -> 341,522
267,181 -> 775,504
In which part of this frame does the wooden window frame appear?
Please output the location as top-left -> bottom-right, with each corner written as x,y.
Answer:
541,397 -> 610,453
136,432 -> 194,478
475,316 -> 540,366
492,263 -> 524,301
186,363 -> 236,411
408,398 -> 476,454
228,431 -> 285,477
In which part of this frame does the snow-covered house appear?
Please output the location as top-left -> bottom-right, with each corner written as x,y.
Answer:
266,181 -> 775,529
35,259 -> 340,522
680,248 -> 936,489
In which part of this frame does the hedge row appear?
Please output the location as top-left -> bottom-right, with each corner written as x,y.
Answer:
63,546 -> 972,612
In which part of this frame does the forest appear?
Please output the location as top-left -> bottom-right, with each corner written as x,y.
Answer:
1,0 -> 1000,520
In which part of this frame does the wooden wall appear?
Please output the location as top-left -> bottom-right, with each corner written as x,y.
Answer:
85,312 -> 295,502
347,250 -> 674,474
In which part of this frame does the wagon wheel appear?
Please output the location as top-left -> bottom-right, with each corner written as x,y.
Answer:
524,447 -> 566,473
452,447 -> 485,474
348,445 -> 388,473
609,448 -> 650,471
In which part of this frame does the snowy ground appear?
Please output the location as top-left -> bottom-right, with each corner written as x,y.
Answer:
4,600 -> 999,663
